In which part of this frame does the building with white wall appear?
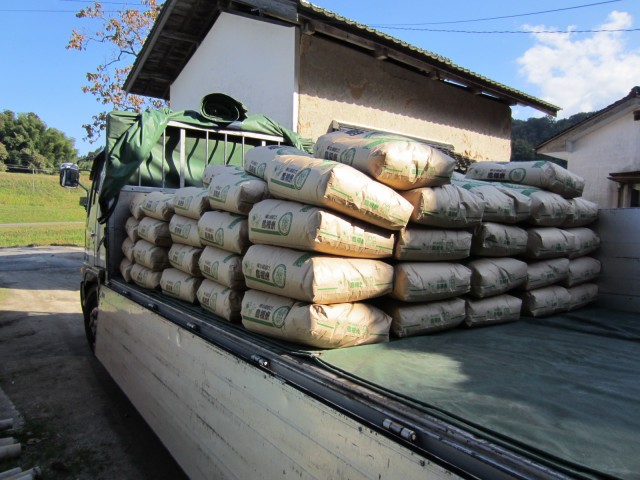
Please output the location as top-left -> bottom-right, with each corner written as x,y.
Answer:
537,87 -> 640,208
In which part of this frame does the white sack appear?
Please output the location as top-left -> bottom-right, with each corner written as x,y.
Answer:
561,257 -> 601,287
129,192 -> 146,220
526,227 -> 576,260
384,298 -> 466,337
265,155 -> 413,230
198,246 -> 246,290
197,279 -> 244,322
464,294 -> 522,327
465,161 -> 584,198
168,243 -> 203,277
391,262 -> 471,302
521,258 -> 570,291
520,285 -> 571,317
401,184 -> 484,228
467,257 -> 528,298
567,283 -> 598,310
471,222 -> 528,257
130,263 -> 162,290
169,214 -> 202,247
160,268 -> 203,304
244,145 -> 311,180
240,289 -> 392,349
138,217 -> 172,247
120,257 -> 134,283
172,187 -> 210,220
563,198 -> 598,228
125,216 -> 140,242
208,173 -> 270,215
132,239 -> 170,271
314,129 -> 455,190
202,164 -> 244,187
121,237 -> 136,262
566,228 -> 600,259
140,191 -> 174,221
242,244 -> 393,304
198,211 -> 250,254
492,183 -> 571,226
248,199 -> 395,259
393,227 -> 472,261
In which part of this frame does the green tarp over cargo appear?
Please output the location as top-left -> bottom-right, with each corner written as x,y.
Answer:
98,107 -> 312,223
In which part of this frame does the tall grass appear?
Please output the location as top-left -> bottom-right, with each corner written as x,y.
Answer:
0,172 -> 87,247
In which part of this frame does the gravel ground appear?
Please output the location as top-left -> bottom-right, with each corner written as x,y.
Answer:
0,246 -> 188,479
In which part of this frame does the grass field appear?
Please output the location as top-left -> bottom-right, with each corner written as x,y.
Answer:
0,172 -> 87,247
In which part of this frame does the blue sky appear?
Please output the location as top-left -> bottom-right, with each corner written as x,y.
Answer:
1,0 -> 638,156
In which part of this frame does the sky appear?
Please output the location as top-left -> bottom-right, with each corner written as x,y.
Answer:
0,0 -> 639,156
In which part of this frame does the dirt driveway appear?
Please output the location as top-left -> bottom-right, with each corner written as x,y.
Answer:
0,247 -> 188,479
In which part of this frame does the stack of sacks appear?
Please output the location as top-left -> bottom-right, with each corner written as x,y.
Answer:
313,130 -> 483,338
196,165 -> 271,321
238,141 -> 423,348
465,161 -> 601,316
161,186 -> 208,306
120,191 -> 174,290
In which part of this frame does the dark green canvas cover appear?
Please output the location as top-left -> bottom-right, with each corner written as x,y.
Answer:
317,308 -> 640,479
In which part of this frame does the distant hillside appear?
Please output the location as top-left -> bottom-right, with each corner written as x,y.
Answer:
510,112 -> 593,164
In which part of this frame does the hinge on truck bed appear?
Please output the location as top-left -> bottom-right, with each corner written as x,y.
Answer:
383,418 -> 417,442
251,355 -> 270,369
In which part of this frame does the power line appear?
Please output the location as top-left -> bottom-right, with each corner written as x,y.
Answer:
376,27 -> 640,34
370,0 -> 623,27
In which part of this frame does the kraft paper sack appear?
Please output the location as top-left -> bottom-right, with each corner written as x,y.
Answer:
120,257 -> 134,283
208,173 -> 269,215
391,262 -> 472,302
393,227 -> 472,261
471,222 -> 528,257
313,129 -> 455,190
521,258 -> 570,291
240,289 -> 392,349
198,211 -> 250,254
561,257 -> 601,287
451,175 -> 530,224
244,145 -> 311,180
567,283 -> 598,310
129,192 -> 146,220
384,298 -> 466,337
141,191 -> 174,221
125,216 -> 140,242
520,285 -> 571,317
465,161 -> 584,198
160,268 -> 203,304
132,239 -> 170,271
526,227 -> 576,260
400,184 -> 485,228
138,217 -> 172,247
264,155 -> 413,230
121,237 -> 136,262
172,187 -> 210,220
130,263 -> 162,290
563,198 -> 598,228
169,215 -> 202,248
168,244 -> 203,277
467,257 -> 527,298
491,183 -> 571,226
202,164 -> 244,187
197,279 -> 244,322
464,294 -> 522,327
242,244 -> 394,304
198,246 -> 246,290
248,199 -> 395,259
566,228 -> 600,259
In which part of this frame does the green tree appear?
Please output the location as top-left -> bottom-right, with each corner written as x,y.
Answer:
67,0 -> 166,143
0,142 -> 7,171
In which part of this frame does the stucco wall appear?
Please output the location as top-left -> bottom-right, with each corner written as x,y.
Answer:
170,12 -> 297,129
568,114 -> 640,208
297,35 -> 512,161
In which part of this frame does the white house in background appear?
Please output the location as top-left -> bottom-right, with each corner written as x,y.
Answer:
123,0 -> 556,164
536,87 -> 640,209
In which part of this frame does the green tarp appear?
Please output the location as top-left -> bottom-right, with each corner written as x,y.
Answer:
318,308 -> 640,479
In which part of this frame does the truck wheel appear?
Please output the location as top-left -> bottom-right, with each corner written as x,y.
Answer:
83,287 -> 99,353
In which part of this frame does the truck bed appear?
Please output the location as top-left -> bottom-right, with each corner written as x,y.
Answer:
106,279 -> 639,479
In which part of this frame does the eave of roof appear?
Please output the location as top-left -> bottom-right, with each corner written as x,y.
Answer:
536,86 -> 640,152
125,0 -> 559,116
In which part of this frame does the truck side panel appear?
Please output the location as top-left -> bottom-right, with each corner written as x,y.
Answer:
96,287 -> 458,480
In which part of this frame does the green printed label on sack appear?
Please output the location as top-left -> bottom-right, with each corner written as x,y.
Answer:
272,264 -> 287,288
277,212 -> 293,236
272,306 -> 290,328
210,185 -> 230,203
293,168 -> 310,190
508,168 -> 527,183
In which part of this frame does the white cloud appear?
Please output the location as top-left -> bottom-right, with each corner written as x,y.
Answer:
517,11 -> 640,117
